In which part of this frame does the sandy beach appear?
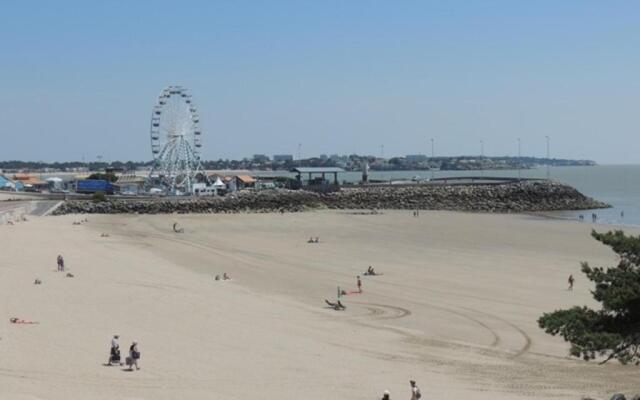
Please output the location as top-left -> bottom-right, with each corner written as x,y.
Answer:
1,210 -> 638,399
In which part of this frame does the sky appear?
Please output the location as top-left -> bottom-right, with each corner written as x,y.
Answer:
1,1 -> 639,164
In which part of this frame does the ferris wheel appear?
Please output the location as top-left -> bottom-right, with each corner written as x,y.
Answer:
149,85 -> 203,194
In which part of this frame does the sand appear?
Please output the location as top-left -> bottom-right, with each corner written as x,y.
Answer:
1,210 -> 638,399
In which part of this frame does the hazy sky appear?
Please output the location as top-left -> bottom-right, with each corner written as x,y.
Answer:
1,1 -> 639,163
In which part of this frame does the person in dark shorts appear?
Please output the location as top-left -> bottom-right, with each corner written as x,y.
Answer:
568,274 -> 574,291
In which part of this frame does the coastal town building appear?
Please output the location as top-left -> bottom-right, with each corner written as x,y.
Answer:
0,175 -> 24,191
291,167 -> 345,185
115,174 -> 146,195
235,175 -> 256,189
406,154 -> 428,163
273,154 -> 294,163
13,174 -> 48,192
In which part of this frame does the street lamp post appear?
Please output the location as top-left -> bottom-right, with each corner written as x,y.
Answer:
430,138 -> 435,180
480,140 -> 484,177
297,143 -> 302,163
545,135 -> 550,180
517,138 -> 522,179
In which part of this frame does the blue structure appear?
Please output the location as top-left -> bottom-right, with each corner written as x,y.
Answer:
76,179 -> 115,195
0,175 -> 23,191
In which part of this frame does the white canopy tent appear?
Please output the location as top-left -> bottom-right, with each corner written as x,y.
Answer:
212,177 -> 226,189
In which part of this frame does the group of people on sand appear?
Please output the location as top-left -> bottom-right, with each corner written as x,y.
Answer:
214,273 -> 231,281
107,335 -> 141,371
55,254 -> 73,277
72,218 -> 88,225
578,213 -> 599,223
5,216 -> 27,225
327,267 -> 386,310
579,211 -> 624,223
379,380 -> 422,400
307,237 -> 320,243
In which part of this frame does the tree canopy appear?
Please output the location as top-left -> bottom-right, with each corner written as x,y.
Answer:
538,230 -> 640,364
88,172 -> 118,182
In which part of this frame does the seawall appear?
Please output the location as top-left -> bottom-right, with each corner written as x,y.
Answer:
52,181 -> 609,215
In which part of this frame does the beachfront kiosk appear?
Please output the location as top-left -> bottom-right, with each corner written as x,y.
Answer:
291,167 -> 345,186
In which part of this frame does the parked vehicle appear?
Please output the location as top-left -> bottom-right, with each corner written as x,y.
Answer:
76,179 -> 115,195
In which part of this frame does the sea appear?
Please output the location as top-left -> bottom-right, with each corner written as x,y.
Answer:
256,165 -> 640,227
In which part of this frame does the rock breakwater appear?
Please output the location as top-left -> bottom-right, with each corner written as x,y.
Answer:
52,181 -> 609,215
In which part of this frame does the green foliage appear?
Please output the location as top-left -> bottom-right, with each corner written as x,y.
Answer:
88,172 -> 117,182
538,230 -> 640,364
92,191 -> 107,203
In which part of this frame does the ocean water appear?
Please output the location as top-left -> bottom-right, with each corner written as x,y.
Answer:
257,165 -> 640,227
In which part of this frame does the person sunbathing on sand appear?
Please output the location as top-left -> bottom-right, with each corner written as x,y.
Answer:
222,273 -> 230,280
308,237 -> 314,243
173,223 -> 184,233
324,299 -> 346,310
10,317 -> 38,324
364,266 -> 383,276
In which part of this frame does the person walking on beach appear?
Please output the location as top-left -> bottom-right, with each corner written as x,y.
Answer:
409,380 -> 421,399
108,335 -> 122,365
56,255 -> 64,272
128,341 -> 140,370
568,274 -> 574,291
357,275 -> 362,293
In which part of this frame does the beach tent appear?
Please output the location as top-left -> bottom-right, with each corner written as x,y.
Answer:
46,177 -> 64,190
212,177 -> 225,189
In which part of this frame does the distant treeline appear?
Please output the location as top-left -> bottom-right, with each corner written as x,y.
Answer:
0,155 -> 596,173
0,160 -> 153,172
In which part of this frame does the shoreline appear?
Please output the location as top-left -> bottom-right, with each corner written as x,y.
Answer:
530,210 -> 640,229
